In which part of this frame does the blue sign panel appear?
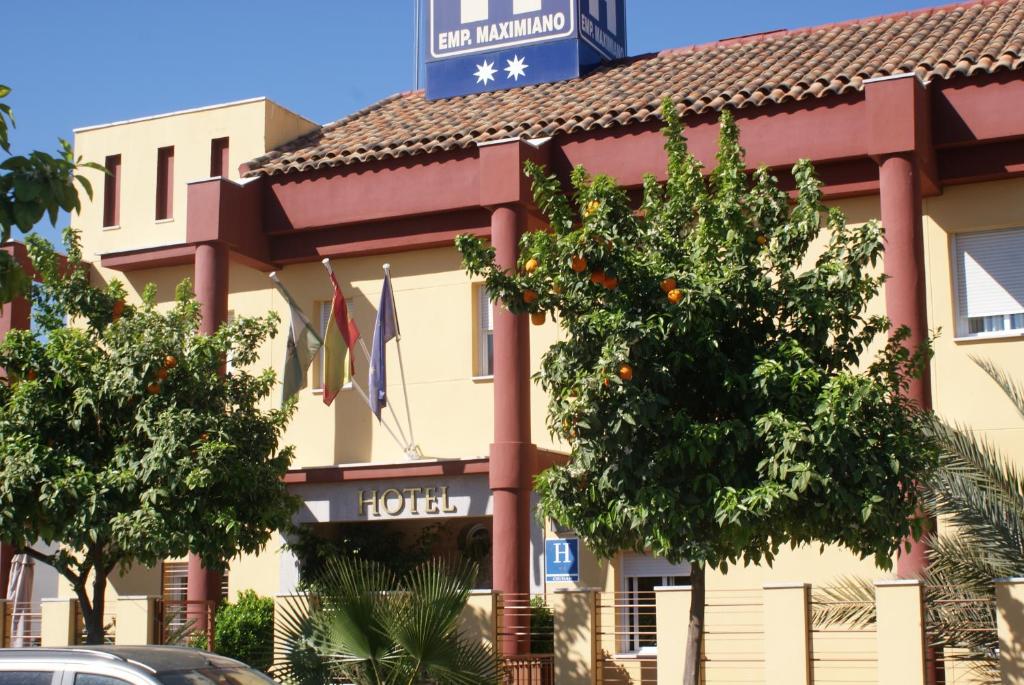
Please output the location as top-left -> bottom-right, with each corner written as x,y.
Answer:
545,538 -> 580,582
425,0 -> 627,100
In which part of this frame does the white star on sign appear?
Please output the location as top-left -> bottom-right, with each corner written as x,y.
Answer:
473,60 -> 497,85
504,55 -> 529,81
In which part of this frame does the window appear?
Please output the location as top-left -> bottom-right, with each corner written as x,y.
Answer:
476,285 -> 494,377
313,301 -> 354,391
225,310 -> 235,373
102,154 -> 121,227
0,674 -> 54,685
954,228 -> 1024,338
162,560 -> 189,635
210,137 -> 230,178
620,553 -> 690,655
155,146 -> 174,220
75,676 -> 132,685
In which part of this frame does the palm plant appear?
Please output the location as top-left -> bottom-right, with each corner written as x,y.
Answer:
273,556 -> 501,685
813,358 -> 1024,683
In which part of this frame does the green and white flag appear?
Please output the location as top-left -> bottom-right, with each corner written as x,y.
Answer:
272,275 -> 322,405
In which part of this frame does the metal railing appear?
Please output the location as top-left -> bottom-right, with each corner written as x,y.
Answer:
73,601 -> 116,644
595,591 -> 658,685
3,601 -> 41,647
810,586 -> 878,685
702,588 -> 766,684
154,598 -> 217,651
924,584 -> 999,685
495,593 -> 554,685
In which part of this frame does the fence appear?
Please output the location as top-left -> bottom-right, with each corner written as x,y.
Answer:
154,598 -> 217,650
809,583 -> 879,684
73,601 -> 117,644
496,593 -> 555,685
2,600 -> 41,647
594,591 -> 657,684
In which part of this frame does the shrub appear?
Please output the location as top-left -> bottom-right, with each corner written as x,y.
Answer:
213,590 -> 275,671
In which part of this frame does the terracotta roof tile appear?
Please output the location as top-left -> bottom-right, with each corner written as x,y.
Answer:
246,0 -> 1024,177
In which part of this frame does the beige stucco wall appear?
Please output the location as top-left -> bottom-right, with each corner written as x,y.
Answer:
74,97 -> 316,260
923,177 -> 1024,456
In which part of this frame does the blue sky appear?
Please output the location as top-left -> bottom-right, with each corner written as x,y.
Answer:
6,0 -> 940,245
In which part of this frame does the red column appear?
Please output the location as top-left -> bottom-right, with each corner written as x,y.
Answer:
489,205 -> 534,655
188,242 -> 229,628
878,154 -> 932,578
0,270 -> 31,594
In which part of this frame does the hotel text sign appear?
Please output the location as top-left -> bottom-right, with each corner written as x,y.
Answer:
425,0 -> 627,100
291,474 -> 492,524
358,486 -> 459,518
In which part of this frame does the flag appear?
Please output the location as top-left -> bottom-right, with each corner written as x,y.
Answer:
273,277 -> 323,406
323,272 -> 360,406
368,272 -> 400,420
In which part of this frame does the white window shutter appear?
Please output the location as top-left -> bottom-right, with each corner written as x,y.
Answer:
478,287 -> 493,332
619,553 -> 691,579
956,229 -> 1024,323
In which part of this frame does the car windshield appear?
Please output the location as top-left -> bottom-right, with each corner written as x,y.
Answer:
158,669 -> 277,685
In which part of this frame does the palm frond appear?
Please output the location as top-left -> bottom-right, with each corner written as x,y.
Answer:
811,576 -> 876,629
275,556 -> 499,685
924,418 -> 1024,563
426,635 -> 504,685
270,593 -> 334,685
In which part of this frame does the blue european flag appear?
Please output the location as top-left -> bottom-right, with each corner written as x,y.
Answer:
368,272 -> 399,420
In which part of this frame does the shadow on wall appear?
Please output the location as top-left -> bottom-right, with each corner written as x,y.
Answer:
998,584 -> 1024,681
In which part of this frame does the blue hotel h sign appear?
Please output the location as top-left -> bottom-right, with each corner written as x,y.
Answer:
425,0 -> 627,100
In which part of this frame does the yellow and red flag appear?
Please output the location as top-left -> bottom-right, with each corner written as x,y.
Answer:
323,272 -> 360,406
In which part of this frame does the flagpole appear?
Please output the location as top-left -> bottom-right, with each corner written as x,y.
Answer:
384,263 -> 417,452
320,259 -> 414,454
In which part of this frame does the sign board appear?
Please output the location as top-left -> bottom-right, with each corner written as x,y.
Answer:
425,0 -> 627,100
291,474 -> 492,523
544,537 -> 580,582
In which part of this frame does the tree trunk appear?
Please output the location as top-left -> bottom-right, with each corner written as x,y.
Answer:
683,563 -> 705,685
76,571 -> 109,645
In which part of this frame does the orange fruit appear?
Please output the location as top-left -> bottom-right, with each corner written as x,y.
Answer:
523,289 -> 539,304
756,234 -> 768,246
667,288 -> 683,304
146,383 -> 161,395
530,312 -> 546,326
156,368 -> 169,381
660,277 -> 677,293
164,355 -> 178,369
603,377 -> 611,387
603,276 -> 619,290
584,199 -> 601,217
590,270 -> 606,286
524,258 -> 539,273
571,255 -> 588,273
618,364 -> 634,382
26,370 -> 37,381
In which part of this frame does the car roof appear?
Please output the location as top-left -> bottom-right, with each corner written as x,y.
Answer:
0,646 -> 246,673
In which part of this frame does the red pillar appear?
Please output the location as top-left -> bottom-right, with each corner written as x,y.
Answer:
489,205 -> 534,655
878,154 -> 932,579
187,241 -> 229,627
0,263 -> 31,595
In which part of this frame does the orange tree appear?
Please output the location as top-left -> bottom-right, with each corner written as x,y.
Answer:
0,84 -> 99,303
0,230 -> 297,644
457,101 -> 936,685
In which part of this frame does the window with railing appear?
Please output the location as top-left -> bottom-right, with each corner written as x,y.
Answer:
619,553 -> 690,655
